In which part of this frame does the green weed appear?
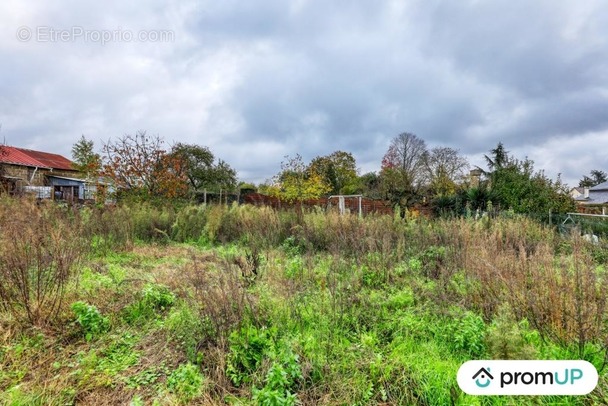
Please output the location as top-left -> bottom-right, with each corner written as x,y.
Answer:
71,301 -> 110,341
164,303 -> 205,363
123,283 -> 175,325
226,325 -> 272,386
125,364 -> 168,390
166,363 -> 206,404
96,333 -> 140,377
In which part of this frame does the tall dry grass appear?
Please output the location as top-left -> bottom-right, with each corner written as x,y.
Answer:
454,219 -> 608,360
0,198 -> 86,325
184,253 -> 260,348
1,197 -> 606,359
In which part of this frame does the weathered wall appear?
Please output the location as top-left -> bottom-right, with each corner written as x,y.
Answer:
2,164 -> 81,186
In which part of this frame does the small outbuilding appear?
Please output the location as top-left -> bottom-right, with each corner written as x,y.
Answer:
0,145 -> 84,202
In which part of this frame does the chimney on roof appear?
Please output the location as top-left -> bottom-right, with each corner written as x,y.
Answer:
584,187 -> 589,199
469,169 -> 482,188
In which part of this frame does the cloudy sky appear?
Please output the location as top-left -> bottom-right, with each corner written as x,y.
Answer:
1,0 -> 607,186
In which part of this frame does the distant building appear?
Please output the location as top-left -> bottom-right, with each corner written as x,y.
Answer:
569,187 -> 584,199
0,145 -> 89,202
574,181 -> 608,215
469,168 -> 483,188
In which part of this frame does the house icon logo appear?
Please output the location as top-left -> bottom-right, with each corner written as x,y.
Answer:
472,367 -> 494,388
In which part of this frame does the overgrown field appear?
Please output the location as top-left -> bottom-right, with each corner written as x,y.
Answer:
1,198 -> 607,405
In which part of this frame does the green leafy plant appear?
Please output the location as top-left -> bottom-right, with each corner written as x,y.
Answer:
71,301 -> 110,341
123,283 -> 176,324
451,311 -> 486,357
486,303 -> 538,359
125,365 -> 165,389
97,333 -> 140,376
164,304 -> 205,363
252,364 -> 298,406
226,325 -> 273,386
252,347 -> 302,406
142,283 -> 175,310
130,394 -> 145,406
284,256 -> 304,279
166,363 -> 205,403
282,236 -> 303,257
431,310 -> 486,358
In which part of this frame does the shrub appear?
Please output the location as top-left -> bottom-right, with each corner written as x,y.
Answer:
203,204 -> 226,243
236,205 -> 285,249
83,205 -> 133,254
187,256 -> 258,345
464,229 -> 608,359
172,205 -> 207,242
418,246 -> 447,279
486,303 -> 538,359
281,236 -> 303,257
0,198 -> 86,325
127,204 -> 176,242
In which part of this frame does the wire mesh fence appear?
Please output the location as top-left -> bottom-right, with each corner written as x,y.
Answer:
495,211 -> 608,239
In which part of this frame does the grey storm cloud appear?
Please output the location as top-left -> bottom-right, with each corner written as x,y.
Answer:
1,0 -> 607,185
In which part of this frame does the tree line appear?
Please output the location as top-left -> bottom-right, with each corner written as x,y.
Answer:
71,132 -> 237,202
259,133 -> 577,216
72,130 -> 599,215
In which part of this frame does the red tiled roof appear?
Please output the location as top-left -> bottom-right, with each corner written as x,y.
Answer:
0,146 -> 76,171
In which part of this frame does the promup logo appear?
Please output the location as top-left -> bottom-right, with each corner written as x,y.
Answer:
472,367 -> 494,388
458,360 -> 598,395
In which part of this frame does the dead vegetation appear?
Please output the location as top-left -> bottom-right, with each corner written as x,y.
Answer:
1,199 -> 608,405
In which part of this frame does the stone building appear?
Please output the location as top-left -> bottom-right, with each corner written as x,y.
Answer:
0,145 -> 86,201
